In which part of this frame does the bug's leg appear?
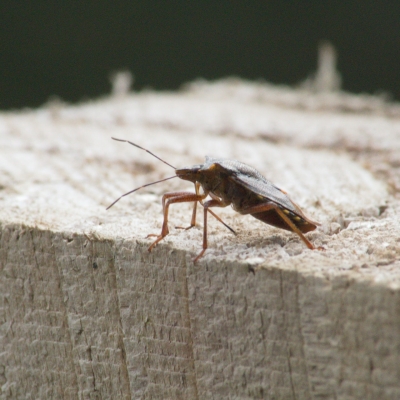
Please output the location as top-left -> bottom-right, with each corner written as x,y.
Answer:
240,203 -> 315,250
147,191 -> 207,252
274,208 -> 315,249
149,191 -> 195,234
193,197 -> 229,263
207,209 -> 236,235
177,204 -> 237,235
175,183 -> 236,235
175,182 -> 201,230
203,192 -> 236,235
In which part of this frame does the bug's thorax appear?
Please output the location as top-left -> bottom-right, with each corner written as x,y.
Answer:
176,160 -> 227,196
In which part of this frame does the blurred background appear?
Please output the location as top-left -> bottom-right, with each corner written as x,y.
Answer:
1,1 -> 399,110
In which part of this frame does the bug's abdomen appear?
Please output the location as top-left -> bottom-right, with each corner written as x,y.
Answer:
251,209 -> 317,233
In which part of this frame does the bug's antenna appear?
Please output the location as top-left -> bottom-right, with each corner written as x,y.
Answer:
106,175 -> 178,210
111,137 -> 176,169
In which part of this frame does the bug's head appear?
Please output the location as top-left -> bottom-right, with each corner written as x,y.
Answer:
175,164 -> 203,183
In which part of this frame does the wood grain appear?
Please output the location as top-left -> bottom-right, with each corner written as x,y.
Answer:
1,80 -> 400,399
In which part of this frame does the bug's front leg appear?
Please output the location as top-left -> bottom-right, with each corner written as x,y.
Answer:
194,196 -> 230,263
147,191 -> 207,252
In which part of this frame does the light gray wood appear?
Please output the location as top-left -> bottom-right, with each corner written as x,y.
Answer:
1,80 -> 400,399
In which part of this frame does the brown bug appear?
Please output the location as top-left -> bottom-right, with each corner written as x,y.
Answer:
107,137 -> 320,262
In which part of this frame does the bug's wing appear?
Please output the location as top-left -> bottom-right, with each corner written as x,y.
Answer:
229,172 -> 316,222
207,157 -> 319,225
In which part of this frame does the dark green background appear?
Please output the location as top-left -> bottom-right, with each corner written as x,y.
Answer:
2,2 -> 399,109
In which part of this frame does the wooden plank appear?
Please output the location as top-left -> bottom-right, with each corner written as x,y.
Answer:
1,80 -> 400,399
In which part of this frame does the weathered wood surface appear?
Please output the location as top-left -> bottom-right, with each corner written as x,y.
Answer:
1,79 -> 400,399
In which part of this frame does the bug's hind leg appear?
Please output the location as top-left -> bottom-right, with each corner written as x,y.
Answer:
240,202 -> 316,250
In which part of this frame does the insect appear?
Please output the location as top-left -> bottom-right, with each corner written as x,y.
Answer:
107,137 -> 320,262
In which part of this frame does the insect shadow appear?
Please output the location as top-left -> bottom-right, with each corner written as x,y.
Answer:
107,137 -> 321,262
